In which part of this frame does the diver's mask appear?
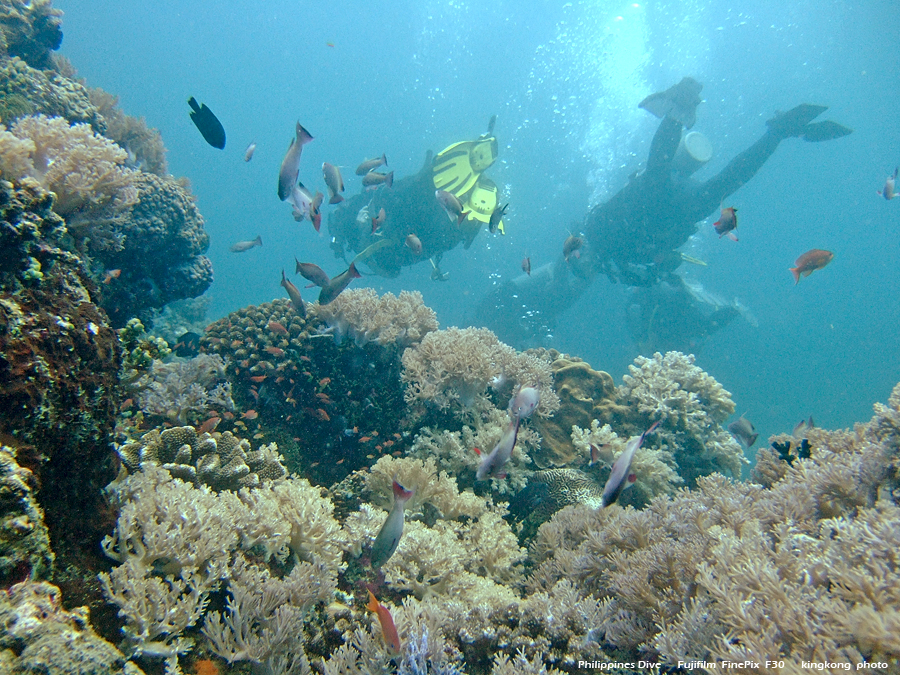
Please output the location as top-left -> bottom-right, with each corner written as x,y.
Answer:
470,135 -> 498,173
672,131 -> 712,176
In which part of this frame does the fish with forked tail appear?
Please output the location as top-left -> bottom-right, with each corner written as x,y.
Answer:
280,269 -> 306,316
713,206 -> 738,240
230,235 -> 262,253
370,479 -> 414,568
277,121 -> 313,201
295,259 -> 330,287
318,262 -> 360,305
356,154 -> 387,176
601,421 -> 660,507
790,249 -> 833,284
878,167 -> 898,200
188,97 -> 226,149
323,162 -> 344,204
728,413 -> 758,448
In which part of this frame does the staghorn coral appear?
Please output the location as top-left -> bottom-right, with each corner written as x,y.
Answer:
0,0 -> 63,69
311,287 -> 438,349
0,56 -> 103,129
0,580 -> 144,675
401,326 -> 559,421
0,446 -> 53,584
616,351 -> 746,485
116,425 -> 286,491
133,354 -> 234,426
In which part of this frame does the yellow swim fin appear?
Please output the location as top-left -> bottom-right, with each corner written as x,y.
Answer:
465,176 -> 498,226
432,141 -> 479,197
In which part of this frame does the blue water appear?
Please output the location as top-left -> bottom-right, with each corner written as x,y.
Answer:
56,0 -> 900,451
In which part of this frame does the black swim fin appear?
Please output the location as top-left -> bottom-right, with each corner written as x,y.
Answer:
765,103 -> 827,138
801,120 -> 853,142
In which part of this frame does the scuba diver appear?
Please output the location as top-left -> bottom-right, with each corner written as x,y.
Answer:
468,77 -> 853,351
327,117 -> 505,280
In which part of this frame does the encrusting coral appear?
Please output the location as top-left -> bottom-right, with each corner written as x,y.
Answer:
0,446 -> 53,584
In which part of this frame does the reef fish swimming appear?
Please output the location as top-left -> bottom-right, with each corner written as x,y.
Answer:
601,421 -> 661,508
713,206 -> 738,240
878,167 -> 898,200
356,154 -> 387,175
476,416 -> 520,481
362,171 -> 393,188
370,479 -> 414,568
366,591 -> 401,653
728,413 -> 758,448
435,189 -> 468,224
323,162 -> 344,204
244,141 -> 256,162
229,235 -> 262,253
790,249 -> 834,284
295,259 -> 330,287
280,269 -> 306,316
187,96 -> 226,149
278,121 -> 314,201
318,262 -> 360,305
509,385 -> 540,421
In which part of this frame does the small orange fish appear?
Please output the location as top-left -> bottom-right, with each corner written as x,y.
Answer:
316,392 -> 332,403
222,411 -> 234,420
268,321 -> 289,336
316,408 -> 330,421
319,377 -> 331,388
197,416 -> 221,434
231,339 -> 244,349
371,207 -> 386,232
265,346 -> 285,357
239,360 -> 250,368
790,249 -> 834,284
119,398 -> 133,411
241,410 -> 259,420
300,355 -> 311,362
250,375 -> 267,383
522,256 -> 531,275
103,269 -> 122,284
359,436 -> 372,443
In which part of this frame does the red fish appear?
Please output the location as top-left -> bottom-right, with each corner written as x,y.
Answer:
265,346 -> 285,357
268,321 -> 289,336
295,259 -> 330,288
241,410 -> 259,420
790,249 -> 834,284
280,269 -> 306,315
309,191 -> 324,231
249,375 -> 267,383
713,206 -> 738,241
323,162 -> 344,204
318,262 -> 360,305
366,591 -> 400,652
435,190 -> 468,224
103,268 -> 122,284
521,256 -> 531,275
878,167 -> 898,200
356,154 -> 387,176
196,416 -> 221,434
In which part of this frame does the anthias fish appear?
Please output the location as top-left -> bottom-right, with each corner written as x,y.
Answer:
435,190 -> 468,224
790,249 -> 834,284
371,479 -> 414,568
309,192 -> 324,231
362,171 -> 393,188
318,262 -> 360,305
187,97 -> 226,149
476,416 -> 520,481
489,203 -> 508,234
509,386 -> 540,421
356,154 -> 387,175
405,233 -> 422,255
295,259 -> 330,287
230,235 -> 262,253
280,269 -> 306,316
878,167 -> 898,200
277,121 -> 313,201
728,413 -> 758,448
371,207 -> 386,232
323,162 -> 344,204
714,206 -> 738,240
366,591 -> 401,653
601,421 -> 661,507
290,183 -> 312,222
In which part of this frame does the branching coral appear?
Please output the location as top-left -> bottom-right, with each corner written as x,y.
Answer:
134,354 -> 234,425
617,351 -> 746,485
311,287 -> 438,349
401,327 -> 559,420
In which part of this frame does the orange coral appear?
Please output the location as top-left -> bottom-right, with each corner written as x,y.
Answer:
192,659 -> 219,675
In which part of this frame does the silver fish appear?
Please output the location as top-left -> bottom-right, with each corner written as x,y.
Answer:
277,122 -> 313,201
405,233 -> 422,255
230,235 -> 262,252
476,416 -> 519,481
371,479 -> 414,568
323,162 -> 344,204
509,386 -> 539,421
356,153 -> 387,176
728,413 -> 758,448
244,141 -> 256,162
601,421 -> 660,507
362,171 -> 393,188
290,182 -> 313,222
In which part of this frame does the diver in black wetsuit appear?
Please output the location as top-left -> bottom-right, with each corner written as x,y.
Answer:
470,78 -> 852,351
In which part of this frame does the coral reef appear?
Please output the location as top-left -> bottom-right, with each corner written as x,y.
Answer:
0,0 -> 63,69
615,351 -> 746,485
0,177 -> 121,561
0,446 -> 53,585
311,287 -> 438,348
133,354 -> 234,425
0,580 -> 143,675
401,327 -> 559,422
116,425 -> 287,491
0,56 -> 103,129
202,298 -> 409,485
88,86 -> 167,175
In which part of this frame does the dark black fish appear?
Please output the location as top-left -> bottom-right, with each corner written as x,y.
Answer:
188,97 -> 226,149
173,331 -> 201,357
